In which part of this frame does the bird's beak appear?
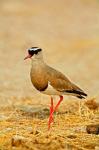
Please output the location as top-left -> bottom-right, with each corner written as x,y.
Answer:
24,54 -> 32,60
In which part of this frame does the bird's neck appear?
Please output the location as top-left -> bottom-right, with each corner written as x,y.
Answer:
31,56 -> 46,72
31,58 -> 44,65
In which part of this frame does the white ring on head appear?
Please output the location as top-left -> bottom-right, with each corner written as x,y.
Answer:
29,47 -> 40,51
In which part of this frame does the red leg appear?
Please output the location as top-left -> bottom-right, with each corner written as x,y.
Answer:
50,97 -> 54,114
48,96 -> 63,130
48,97 -> 54,129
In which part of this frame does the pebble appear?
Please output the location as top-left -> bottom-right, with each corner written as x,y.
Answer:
95,146 -> 99,150
12,135 -> 27,147
0,114 -> 7,121
86,124 -> 99,135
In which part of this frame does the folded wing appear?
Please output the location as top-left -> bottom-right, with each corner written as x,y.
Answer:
46,65 -> 87,99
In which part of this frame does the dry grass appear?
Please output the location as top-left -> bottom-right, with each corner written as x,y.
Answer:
0,97 -> 99,149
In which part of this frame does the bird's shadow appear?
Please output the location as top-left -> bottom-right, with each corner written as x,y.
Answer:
16,105 -> 68,120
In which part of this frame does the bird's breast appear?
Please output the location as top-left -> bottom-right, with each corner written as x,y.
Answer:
30,68 -> 48,92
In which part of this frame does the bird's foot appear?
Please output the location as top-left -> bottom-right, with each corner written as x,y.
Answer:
48,96 -> 63,130
48,113 -> 54,130
48,97 -> 54,130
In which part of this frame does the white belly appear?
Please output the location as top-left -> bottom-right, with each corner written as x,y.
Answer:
41,83 -> 61,96
41,83 -> 78,97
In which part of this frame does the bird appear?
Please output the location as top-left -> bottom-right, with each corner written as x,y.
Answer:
24,47 -> 87,130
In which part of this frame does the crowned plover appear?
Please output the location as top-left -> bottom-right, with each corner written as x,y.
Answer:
24,47 -> 87,129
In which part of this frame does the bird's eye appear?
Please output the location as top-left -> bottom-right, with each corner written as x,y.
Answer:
28,50 -> 34,55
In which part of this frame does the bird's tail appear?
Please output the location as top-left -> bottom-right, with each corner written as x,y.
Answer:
65,83 -> 87,99
72,83 -> 87,99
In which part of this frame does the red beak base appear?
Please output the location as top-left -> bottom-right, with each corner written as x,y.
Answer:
24,54 -> 32,60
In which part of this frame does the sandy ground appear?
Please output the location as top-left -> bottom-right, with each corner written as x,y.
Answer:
0,0 -> 99,149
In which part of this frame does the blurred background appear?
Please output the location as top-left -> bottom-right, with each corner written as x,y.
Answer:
0,0 -> 99,106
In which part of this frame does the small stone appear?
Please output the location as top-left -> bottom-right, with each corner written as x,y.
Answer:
85,99 -> 99,110
12,135 -> 27,147
95,146 -> 99,150
86,124 -> 99,135
0,114 -> 7,121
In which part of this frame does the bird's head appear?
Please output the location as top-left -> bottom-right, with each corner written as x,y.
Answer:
24,47 -> 42,60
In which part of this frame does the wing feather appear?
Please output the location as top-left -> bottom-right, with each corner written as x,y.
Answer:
46,65 -> 87,98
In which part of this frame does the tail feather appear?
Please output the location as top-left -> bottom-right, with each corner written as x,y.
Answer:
72,89 -> 87,97
61,82 -> 87,99
65,89 -> 87,97
71,83 -> 87,99
65,85 -> 87,99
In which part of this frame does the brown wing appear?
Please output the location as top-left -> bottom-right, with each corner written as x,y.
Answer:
46,66 -> 72,89
46,65 -> 87,98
